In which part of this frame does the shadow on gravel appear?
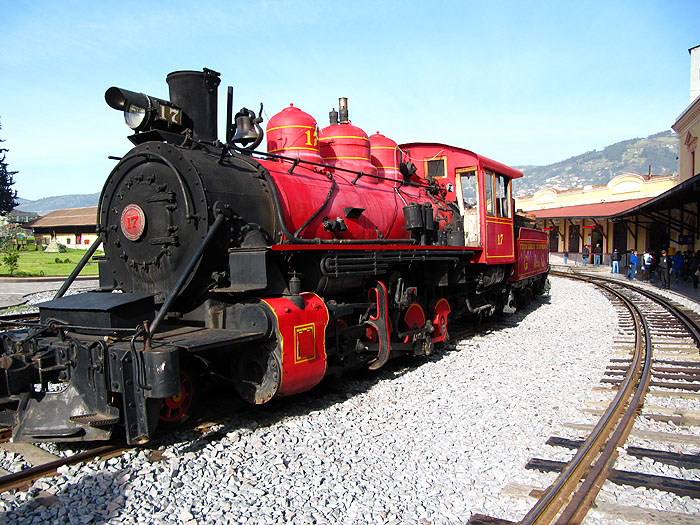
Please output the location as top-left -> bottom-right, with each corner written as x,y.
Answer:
0,293 -> 554,521
0,466 -> 130,523
453,292 -> 552,341
166,293 -> 553,454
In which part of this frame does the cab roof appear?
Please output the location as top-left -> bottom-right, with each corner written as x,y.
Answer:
399,142 -> 524,179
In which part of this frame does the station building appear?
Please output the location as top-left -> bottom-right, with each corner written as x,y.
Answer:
30,206 -> 99,249
515,175 -> 678,265
515,45 -> 700,266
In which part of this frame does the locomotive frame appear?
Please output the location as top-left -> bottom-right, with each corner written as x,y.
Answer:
0,68 -> 549,444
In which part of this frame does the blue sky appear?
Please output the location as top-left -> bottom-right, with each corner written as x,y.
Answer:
1,0 -> 699,200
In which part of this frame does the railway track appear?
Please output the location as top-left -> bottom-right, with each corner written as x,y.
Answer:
0,390 -> 254,494
472,271 -> 700,524
6,275 -> 698,522
0,312 -> 40,330
0,308 -> 485,499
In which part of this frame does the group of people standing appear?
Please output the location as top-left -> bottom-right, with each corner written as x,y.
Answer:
567,246 -> 700,291
610,248 -> 700,290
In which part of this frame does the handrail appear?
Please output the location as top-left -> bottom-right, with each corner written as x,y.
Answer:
148,213 -> 225,336
53,238 -> 104,299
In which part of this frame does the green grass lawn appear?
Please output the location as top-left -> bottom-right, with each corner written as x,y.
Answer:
0,248 -> 104,277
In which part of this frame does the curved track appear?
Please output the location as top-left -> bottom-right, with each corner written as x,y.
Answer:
523,272 -> 700,524
470,271 -> 700,524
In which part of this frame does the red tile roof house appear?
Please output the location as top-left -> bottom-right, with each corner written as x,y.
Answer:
30,207 -> 99,249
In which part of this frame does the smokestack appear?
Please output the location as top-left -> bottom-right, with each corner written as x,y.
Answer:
166,68 -> 221,142
690,45 -> 700,103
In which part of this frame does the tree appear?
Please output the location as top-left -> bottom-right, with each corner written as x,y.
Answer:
0,223 -> 20,277
2,250 -> 19,277
0,119 -> 19,215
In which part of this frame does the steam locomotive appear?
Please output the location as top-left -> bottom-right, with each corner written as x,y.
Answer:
0,68 -> 549,444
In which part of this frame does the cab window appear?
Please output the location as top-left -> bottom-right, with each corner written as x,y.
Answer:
456,168 -> 478,209
484,169 -> 495,216
495,173 -> 511,218
425,157 -> 447,180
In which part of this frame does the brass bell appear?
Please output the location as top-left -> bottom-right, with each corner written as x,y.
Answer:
231,108 -> 259,146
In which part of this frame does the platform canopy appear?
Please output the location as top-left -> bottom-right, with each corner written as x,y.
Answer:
609,173 -> 700,240
528,198 -> 651,220
610,172 -> 700,218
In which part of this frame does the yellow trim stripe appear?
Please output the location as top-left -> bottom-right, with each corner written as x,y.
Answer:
485,253 -> 515,258
267,124 -> 316,132
294,323 -> 316,364
321,135 -> 369,141
376,166 -> 399,170
519,270 -> 548,278
371,146 -> 396,150
323,156 -> 370,161
268,146 -> 319,153
486,218 -> 514,225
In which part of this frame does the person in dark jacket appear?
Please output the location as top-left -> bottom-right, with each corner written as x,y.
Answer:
582,246 -> 590,266
611,248 -> 621,274
672,251 -> 685,283
658,249 -> 672,289
692,251 -> 700,289
593,243 -> 603,266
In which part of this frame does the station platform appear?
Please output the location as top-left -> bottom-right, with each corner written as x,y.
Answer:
551,263 -> 700,305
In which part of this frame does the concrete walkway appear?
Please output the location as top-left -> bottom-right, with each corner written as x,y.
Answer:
0,276 -> 99,309
554,262 -> 700,304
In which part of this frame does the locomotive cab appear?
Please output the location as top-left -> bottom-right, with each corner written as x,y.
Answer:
399,143 -> 522,261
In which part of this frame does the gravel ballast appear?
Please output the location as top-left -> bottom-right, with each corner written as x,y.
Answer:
1,276 -> 698,524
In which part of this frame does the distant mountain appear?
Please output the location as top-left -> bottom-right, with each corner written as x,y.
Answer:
514,130 -> 678,196
12,130 -> 680,214
15,193 -> 100,216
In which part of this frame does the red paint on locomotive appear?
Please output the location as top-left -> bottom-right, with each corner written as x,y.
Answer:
398,143 -> 523,264
260,109 -> 441,242
369,132 -> 401,183
266,104 -> 322,163
261,293 -> 329,397
402,303 -> 426,343
319,122 -> 378,180
430,298 -> 451,344
513,228 -> 549,281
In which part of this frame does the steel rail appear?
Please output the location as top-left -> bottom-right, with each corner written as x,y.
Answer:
0,390 -> 256,494
0,445 -> 125,493
555,281 -> 653,524
520,277 -> 652,524
552,269 -> 700,346
621,284 -> 700,346
0,312 -> 40,329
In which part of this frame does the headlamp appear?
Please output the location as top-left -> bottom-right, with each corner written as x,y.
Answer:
105,87 -> 184,133
124,102 -> 147,130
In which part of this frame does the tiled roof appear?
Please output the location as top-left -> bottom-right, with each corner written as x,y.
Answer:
528,198 -> 651,219
30,207 -> 98,227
